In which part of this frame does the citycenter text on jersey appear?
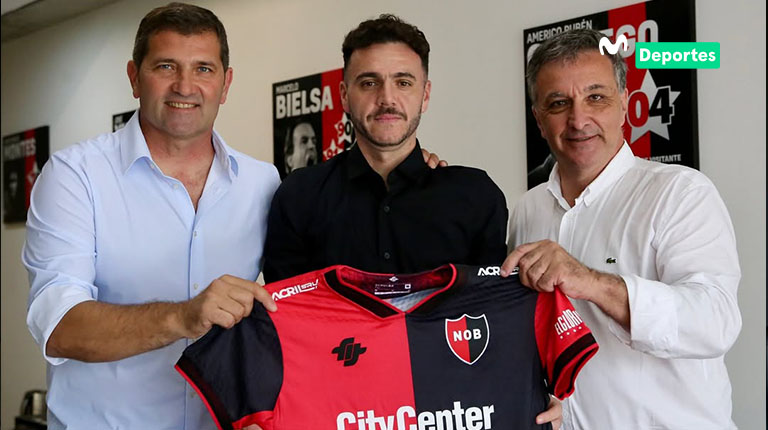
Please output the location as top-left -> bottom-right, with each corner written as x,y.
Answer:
336,401 -> 494,430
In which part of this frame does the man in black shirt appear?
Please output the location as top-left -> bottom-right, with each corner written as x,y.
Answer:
263,14 -> 560,427
263,14 -> 506,283
264,138 -> 507,280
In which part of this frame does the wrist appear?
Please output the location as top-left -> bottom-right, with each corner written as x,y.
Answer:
164,302 -> 190,340
582,269 -> 622,302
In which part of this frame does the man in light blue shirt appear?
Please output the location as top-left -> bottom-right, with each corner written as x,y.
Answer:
22,3 -> 279,429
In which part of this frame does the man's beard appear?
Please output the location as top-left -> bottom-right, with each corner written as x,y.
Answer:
350,106 -> 422,148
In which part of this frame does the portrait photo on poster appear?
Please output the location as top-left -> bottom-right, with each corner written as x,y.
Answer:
282,120 -> 320,175
273,68 -> 355,179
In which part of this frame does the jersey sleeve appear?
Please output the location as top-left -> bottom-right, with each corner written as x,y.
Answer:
534,288 -> 598,399
175,304 -> 283,430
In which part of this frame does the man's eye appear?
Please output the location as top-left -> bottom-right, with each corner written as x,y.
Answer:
157,64 -> 173,70
589,94 -> 604,101
398,81 -> 413,87
361,81 -> 377,88
198,66 -> 213,73
549,100 -> 567,108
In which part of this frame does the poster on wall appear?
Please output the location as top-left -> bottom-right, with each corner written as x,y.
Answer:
2,126 -> 50,223
272,68 -> 355,180
523,0 -> 698,189
113,109 -> 136,132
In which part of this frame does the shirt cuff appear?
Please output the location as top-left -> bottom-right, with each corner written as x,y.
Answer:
27,284 -> 96,365
610,274 -> 678,356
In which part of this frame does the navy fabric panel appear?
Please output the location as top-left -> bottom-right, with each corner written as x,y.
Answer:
178,303 -> 283,423
406,267 -> 552,429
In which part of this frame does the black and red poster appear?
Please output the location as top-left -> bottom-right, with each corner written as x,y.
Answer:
523,0 -> 698,189
2,126 -> 50,223
272,68 -> 355,179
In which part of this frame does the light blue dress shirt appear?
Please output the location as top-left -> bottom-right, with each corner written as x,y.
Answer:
23,112 -> 280,430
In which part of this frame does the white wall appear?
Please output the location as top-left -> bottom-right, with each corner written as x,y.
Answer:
1,0 -> 764,428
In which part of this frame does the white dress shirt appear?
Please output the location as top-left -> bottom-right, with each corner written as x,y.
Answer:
23,112 -> 280,430
508,143 -> 741,429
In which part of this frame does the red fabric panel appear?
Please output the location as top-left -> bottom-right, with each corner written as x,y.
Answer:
534,288 -> 599,399
266,271 -> 417,427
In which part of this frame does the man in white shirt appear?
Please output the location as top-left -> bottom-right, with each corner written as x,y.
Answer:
23,3 -> 278,429
501,29 -> 741,429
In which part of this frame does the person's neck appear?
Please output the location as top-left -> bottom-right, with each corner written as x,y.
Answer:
558,168 -> 597,207
143,127 -> 216,211
148,136 -> 214,174
141,123 -> 216,176
357,137 -> 417,185
558,145 -> 622,207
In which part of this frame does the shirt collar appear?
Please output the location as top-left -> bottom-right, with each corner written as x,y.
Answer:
346,139 -> 428,184
547,141 -> 635,209
119,110 -> 239,179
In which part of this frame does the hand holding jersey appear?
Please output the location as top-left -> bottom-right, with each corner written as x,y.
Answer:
175,275 -> 276,339
501,240 -> 630,330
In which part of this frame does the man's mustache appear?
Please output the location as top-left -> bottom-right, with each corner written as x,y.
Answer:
371,107 -> 406,119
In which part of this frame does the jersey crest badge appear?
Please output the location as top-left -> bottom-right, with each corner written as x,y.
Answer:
445,314 -> 490,365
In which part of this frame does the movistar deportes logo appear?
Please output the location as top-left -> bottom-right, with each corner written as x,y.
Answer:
332,337 -> 367,367
599,34 -> 628,55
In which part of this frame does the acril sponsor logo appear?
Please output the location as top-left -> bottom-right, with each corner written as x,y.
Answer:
271,279 -> 318,301
476,266 -> 500,276
336,401 -> 494,430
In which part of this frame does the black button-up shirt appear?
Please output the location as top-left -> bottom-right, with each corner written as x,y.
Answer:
263,142 -> 508,283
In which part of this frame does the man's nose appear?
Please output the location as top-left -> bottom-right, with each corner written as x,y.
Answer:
171,69 -> 195,96
377,81 -> 396,106
567,101 -> 591,130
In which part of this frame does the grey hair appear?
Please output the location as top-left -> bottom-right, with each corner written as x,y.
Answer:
526,28 -> 627,104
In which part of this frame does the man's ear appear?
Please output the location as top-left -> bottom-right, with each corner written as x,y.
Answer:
421,80 -> 431,113
339,80 -> 349,113
127,60 -> 140,99
219,67 -> 234,104
619,87 -> 628,126
532,105 -> 546,139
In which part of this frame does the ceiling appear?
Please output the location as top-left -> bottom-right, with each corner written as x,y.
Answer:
1,0 -> 120,43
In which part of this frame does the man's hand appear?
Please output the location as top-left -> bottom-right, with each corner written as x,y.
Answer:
177,275 -> 276,339
536,396 -> 562,429
421,148 -> 448,168
502,240 -> 630,329
501,240 -> 593,299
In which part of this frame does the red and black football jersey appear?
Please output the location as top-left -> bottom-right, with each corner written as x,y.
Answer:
176,264 -> 598,430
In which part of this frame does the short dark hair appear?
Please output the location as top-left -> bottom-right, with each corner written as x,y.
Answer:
342,14 -> 430,77
132,2 -> 229,69
526,28 -> 627,104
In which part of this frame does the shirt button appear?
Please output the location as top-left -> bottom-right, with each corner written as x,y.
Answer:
193,283 -> 199,290
189,391 -> 196,398
172,184 -> 179,189
193,231 -> 198,238
383,251 -> 391,260
383,205 -> 390,213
